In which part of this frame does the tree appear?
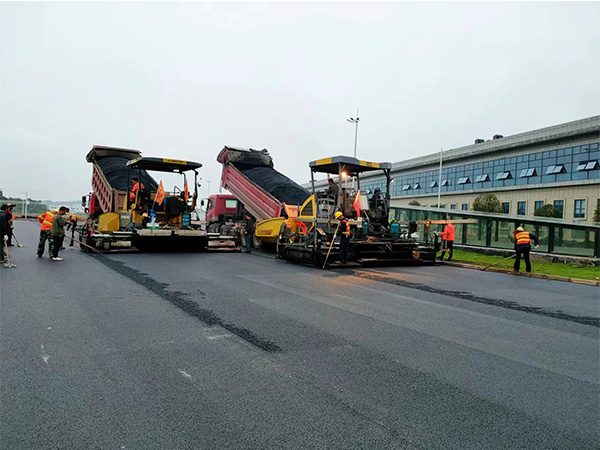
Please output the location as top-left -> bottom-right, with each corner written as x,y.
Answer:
408,200 -> 421,206
593,202 -> 600,222
0,188 -> 5,200
471,193 -> 503,213
534,204 -> 562,218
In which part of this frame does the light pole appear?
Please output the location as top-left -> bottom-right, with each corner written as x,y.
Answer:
346,108 -> 360,158
20,191 -> 28,218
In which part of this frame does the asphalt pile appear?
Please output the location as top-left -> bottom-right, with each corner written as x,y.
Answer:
96,156 -> 158,192
237,165 -> 311,207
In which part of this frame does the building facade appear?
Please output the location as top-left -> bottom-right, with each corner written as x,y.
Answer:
322,116 -> 599,223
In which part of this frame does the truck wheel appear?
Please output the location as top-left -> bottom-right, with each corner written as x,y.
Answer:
252,234 -> 263,250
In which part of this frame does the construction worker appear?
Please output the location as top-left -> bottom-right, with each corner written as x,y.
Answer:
513,226 -> 539,273
37,209 -> 57,257
276,213 -> 295,259
66,212 -> 78,246
243,213 -> 255,253
129,177 -> 144,204
335,211 -> 350,264
51,206 -> 70,261
437,222 -> 456,261
0,206 -> 11,262
1,203 -> 15,246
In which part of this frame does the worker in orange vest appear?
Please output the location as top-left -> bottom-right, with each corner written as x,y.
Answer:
129,177 -> 145,204
513,226 -> 539,273
437,222 -> 456,261
37,209 -> 57,257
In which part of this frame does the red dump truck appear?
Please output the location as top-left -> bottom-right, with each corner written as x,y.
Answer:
216,146 -> 311,248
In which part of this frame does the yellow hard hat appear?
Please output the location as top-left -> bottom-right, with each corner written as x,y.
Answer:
334,211 -> 343,219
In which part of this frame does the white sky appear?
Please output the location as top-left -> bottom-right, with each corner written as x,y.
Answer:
1,2 -> 598,201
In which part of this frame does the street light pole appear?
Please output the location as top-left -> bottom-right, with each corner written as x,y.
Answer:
346,108 -> 360,158
20,191 -> 28,218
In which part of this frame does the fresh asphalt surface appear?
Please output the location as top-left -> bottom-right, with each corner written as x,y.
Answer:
1,221 -> 599,450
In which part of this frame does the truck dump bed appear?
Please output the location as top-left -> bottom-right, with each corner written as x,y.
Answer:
86,146 -> 158,213
217,147 -> 310,221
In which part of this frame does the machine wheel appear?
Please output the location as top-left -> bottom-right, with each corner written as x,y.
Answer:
252,234 -> 263,250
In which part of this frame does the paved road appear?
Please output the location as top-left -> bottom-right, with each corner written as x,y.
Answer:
1,221 -> 598,449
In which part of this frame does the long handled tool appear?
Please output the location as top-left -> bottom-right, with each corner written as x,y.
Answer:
3,239 -> 16,268
12,232 -> 25,247
480,253 -> 516,271
64,235 -> 102,254
323,221 -> 341,269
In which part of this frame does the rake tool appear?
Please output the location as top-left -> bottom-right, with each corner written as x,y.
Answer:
12,233 -> 25,247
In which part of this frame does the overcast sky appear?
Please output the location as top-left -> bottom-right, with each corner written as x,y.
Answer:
1,2 -> 598,201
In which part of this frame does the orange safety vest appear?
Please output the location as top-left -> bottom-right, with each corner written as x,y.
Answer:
295,220 -> 307,236
130,182 -> 144,201
70,213 -> 77,221
38,211 -> 55,231
515,231 -> 531,246
442,223 -> 456,241
341,218 -> 350,236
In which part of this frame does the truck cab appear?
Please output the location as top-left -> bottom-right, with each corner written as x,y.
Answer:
205,194 -> 241,234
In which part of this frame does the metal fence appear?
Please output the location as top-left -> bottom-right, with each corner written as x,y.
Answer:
391,205 -> 600,259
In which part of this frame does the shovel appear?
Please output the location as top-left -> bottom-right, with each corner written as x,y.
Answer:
12,233 -> 25,247
480,253 -> 516,271
323,221 -> 341,269
64,235 -> 102,254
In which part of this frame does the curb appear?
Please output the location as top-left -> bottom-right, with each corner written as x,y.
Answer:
444,261 -> 600,286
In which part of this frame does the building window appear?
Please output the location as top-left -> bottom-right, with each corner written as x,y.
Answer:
546,164 -> 566,174
574,199 -> 586,218
475,174 -> 490,182
441,180 -> 450,186
413,183 -> 421,189
461,203 -> 468,210
534,201 -> 544,212
457,177 -> 471,185
517,201 -> 526,216
430,181 -> 438,188
502,202 -> 510,214
554,200 -> 564,218
577,160 -> 599,171
450,204 -> 456,210
520,168 -> 537,178
496,171 -> 512,180
402,184 -> 411,191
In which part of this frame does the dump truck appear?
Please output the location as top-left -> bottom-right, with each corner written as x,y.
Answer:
216,146 -> 311,249
81,145 -> 232,252
277,156 -> 437,267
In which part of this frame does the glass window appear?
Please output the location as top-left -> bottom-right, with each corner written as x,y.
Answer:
517,201 -> 526,215
496,171 -> 512,180
585,161 -> 599,170
534,201 -> 544,212
502,202 -> 510,214
475,174 -> 490,182
442,180 -> 450,186
402,184 -> 411,191
461,204 -> 468,210
414,183 -> 421,189
546,164 -> 566,174
520,168 -> 537,177
457,177 -> 471,185
574,199 -> 586,218
224,199 -> 238,209
554,227 -> 596,257
553,200 -> 564,218
430,181 -> 438,188
450,204 -> 456,210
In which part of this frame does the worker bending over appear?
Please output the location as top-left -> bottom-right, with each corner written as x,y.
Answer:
513,226 -> 538,273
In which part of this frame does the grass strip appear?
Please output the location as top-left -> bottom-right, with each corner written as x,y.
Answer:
450,249 -> 600,281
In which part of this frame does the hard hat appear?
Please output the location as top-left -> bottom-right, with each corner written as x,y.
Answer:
516,226 -> 524,232
334,211 -> 343,219
5,202 -> 15,207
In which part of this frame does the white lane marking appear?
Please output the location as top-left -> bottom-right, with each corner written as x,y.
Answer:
40,345 -> 50,365
178,369 -> 193,380
207,334 -> 232,340
47,326 -> 52,330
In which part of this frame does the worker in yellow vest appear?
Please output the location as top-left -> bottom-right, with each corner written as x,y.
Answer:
37,209 -> 57,257
513,226 -> 539,273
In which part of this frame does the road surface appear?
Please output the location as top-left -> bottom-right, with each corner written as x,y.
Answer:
1,221 -> 598,449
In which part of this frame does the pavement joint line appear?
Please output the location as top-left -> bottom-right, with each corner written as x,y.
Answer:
349,270 -> 600,328
88,254 -> 282,352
